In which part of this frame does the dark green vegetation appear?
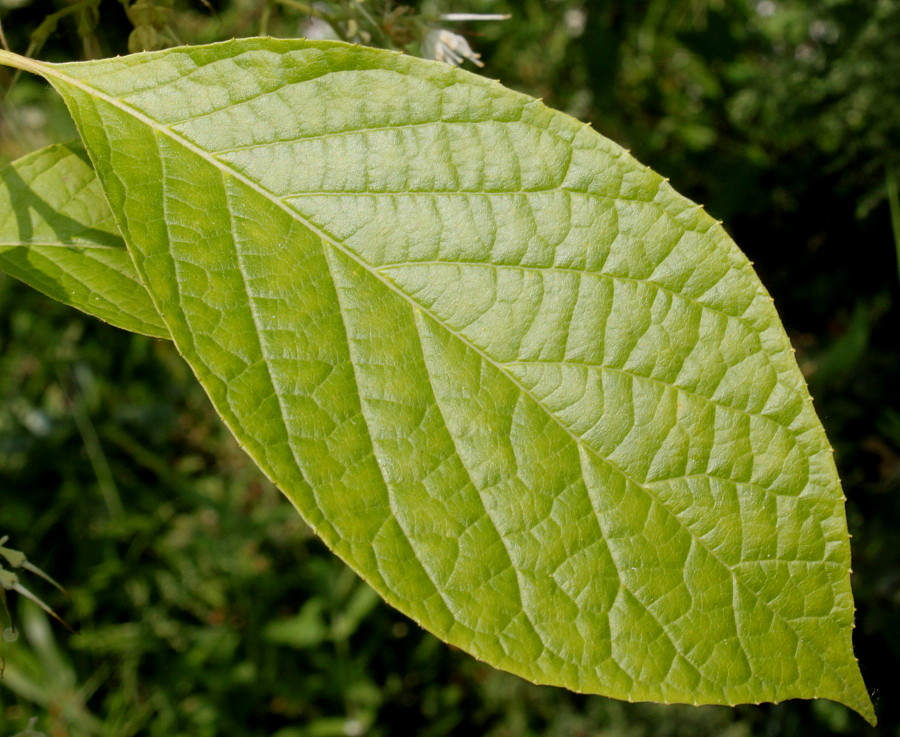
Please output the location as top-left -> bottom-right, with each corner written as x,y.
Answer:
0,1 -> 897,735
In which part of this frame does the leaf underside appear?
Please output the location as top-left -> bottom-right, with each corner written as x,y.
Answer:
0,142 -> 168,338
1,39 -> 873,722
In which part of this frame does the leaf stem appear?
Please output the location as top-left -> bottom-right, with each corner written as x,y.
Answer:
0,49 -> 45,76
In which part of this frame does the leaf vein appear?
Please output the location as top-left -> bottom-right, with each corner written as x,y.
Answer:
377,259 -> 762,336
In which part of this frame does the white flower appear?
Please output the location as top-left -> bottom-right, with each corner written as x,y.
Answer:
422,28 -> 484,68
564,8 -> 587,38
300,16 -> 340,41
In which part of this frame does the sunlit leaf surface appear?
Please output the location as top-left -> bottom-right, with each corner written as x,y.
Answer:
0,40 -> 873,722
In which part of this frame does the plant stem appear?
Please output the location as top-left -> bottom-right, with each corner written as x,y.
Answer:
259,1 -> 272,36
62,367 -> 124,520
887,163 -> 900,286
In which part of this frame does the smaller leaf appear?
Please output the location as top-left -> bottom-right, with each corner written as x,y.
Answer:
0,143 -> 169,338
0,541 -> 67,598
0,537 -> 24,568
0,542 -> 71,631
0,568 -> 17,591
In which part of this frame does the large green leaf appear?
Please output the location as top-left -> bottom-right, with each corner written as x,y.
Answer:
0,142 -> 168,338
0,40 -> 874,721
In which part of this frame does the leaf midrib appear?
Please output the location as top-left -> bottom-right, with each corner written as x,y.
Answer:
41,58 -> 845,691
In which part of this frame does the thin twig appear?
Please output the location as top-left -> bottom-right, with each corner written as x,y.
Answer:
1,0 -> 97,95
440,13 -> 511,21
353,1 -> 391,46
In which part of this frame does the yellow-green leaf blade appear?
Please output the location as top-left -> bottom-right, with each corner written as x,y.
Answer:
0,142 -> 169,338
11,39 -> 872,721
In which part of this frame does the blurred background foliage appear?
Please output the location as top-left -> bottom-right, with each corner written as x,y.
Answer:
0,0 -> 898,735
